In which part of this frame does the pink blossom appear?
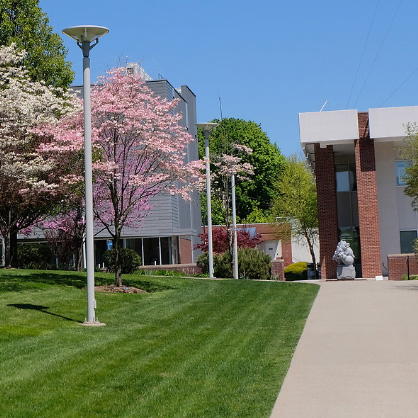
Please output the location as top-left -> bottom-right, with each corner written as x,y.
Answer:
42,67 -> 204,281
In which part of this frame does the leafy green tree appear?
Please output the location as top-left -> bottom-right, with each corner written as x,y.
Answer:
400,127 -> 418,257
0,0 -> 74,87
402,126 -> 418,208
272,155 -> 318,278
198,118 -> 285,223
200,193 -> 225,226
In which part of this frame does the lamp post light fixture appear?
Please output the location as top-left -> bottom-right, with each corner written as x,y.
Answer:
195,122 -> 218,279
62,25 -> 109,326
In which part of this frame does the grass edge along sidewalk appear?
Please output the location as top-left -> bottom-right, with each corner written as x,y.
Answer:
0,269 -> 319,418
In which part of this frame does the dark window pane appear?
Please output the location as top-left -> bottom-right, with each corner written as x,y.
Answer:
400,230 -> 417,254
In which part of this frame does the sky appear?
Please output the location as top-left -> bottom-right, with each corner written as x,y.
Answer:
39,0 -> 418,157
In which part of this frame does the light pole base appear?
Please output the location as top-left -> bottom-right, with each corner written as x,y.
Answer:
80,319 -> 106,327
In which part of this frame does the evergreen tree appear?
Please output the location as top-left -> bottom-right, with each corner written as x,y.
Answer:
0,0 -> 74,88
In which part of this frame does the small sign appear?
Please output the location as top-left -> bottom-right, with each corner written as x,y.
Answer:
107,240 -> 113,250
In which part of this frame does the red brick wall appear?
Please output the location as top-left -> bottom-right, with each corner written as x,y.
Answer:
249,222 -> 292,266
179,237 -> 192,264
281,238 -> 293,267
246,223 -> 278,241
387,254 -> 418,280
314,144 -> 339,280
271,259 -> 285,281
355,113 -> 382,278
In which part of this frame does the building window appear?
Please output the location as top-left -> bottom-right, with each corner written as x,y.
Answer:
335,163 -> 356,192
396,161 -> 410,186
400,230 -> 417,254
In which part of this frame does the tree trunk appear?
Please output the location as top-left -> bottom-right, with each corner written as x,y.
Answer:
4,232 -> 11,268
76,242 -> 83,271
301,227 -> 318,280
307,238 -> 318,280
4,229 -> 18,268
114,233 -> 123,287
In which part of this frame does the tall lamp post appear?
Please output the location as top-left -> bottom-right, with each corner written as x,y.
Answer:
231,173 -> 239,279
196,122 -> 218,278
62,25 -> 109,326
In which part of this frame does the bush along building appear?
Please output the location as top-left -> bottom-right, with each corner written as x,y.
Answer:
9,64 -> 202,270
300,105 -> 418,280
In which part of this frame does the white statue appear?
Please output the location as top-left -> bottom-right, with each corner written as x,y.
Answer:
333,240 -> 355,265
333,240 -> 356,279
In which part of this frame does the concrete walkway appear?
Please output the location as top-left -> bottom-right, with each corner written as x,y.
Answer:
271,279 -> 418,418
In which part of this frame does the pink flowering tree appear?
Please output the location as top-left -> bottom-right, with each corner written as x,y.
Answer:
0,44 -> 76,267
210,143 -> 254,254
40,206 -> 85,270
46,68 -> 204,285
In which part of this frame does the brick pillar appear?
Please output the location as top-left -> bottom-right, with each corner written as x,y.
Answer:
277,222 -> 292,267
281,237 -> 293,267
315,144 -> 339,279
355,112 -> 382,278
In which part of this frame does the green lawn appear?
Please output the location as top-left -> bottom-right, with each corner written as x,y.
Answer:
0,269 -> 319,418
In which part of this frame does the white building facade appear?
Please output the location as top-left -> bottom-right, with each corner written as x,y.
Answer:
300,105 -> 418,279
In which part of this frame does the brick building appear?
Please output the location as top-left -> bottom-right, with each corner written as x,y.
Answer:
209,223 -> 318,267
300,106 -> 418,279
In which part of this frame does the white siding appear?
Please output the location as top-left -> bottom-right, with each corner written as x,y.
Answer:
375,142 -> 405,270
299,109 -> 359,145
369,106 -> 418,141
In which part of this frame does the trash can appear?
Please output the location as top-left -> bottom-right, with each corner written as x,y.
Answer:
307,263 -> 315,279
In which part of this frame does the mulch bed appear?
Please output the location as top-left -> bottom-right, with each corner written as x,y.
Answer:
94,285 -> 147,294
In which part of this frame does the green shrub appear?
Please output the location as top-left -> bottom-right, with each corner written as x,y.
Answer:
196,252 -> 223,275
414,239 -> 418,258
196,251 -> 232,278
197,249 -> 271,280
103,248 -> 141,274
238,248 -> 271,280
17,243 -> 55,270
196,251 -> 210,273
403,274 -> 418,280
215,251 -> 233,278
284,262 -> 308,281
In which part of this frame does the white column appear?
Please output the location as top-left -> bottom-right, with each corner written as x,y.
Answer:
231,173 -> 239,279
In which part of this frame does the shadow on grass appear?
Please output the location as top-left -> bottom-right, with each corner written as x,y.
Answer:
0,270 -> 177,293
7,303 -> 81,323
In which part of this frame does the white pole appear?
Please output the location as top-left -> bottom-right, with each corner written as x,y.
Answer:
159,237 -> 162,265
141,237 -> 145,266
62,26 -> 108,327
81,44 -> 97,324
231,173 -> 239,279
204,130 -> 215,278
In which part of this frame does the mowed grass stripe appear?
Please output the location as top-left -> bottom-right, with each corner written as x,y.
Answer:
141,282 -> 315,417
0,272 -> 318,418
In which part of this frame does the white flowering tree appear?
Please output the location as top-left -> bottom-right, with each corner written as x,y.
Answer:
0,44 -> 76,267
